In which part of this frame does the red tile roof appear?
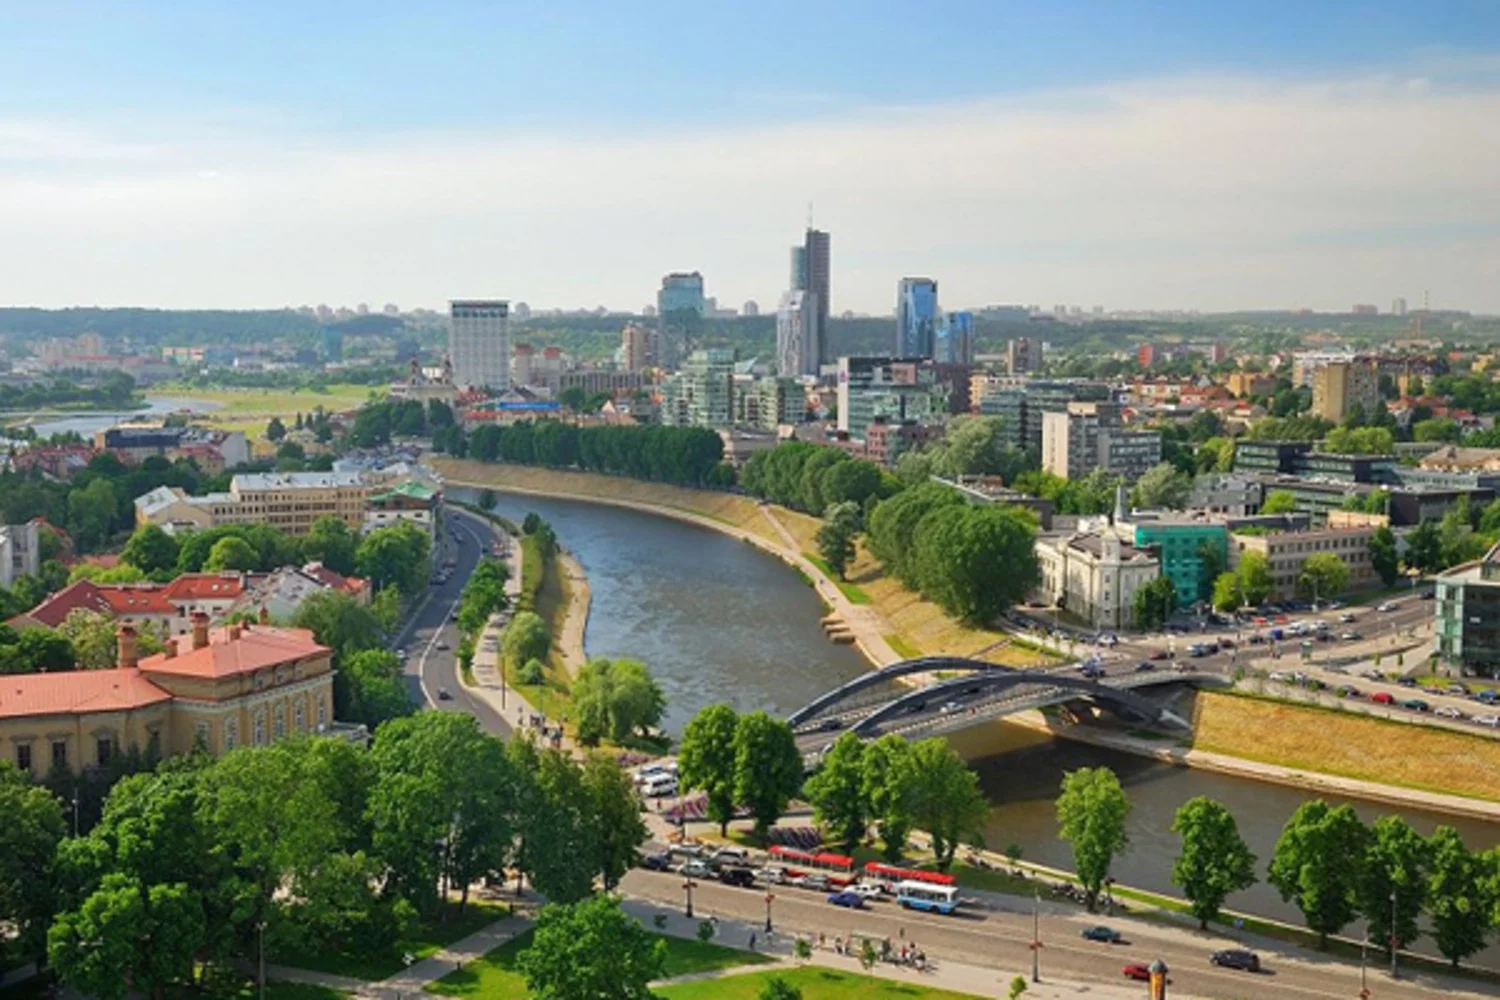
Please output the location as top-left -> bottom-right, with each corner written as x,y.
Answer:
161,573 -> 247,601
0,668 -> 171,718
139,624 -> 329,680
299,563 -> 367,595
15,580 -> 112,628
97,587 -> 177,616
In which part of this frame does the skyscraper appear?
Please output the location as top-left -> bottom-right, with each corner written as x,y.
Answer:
803,229 -> 830,365
789,246 -> 807,291
776,289 -> 820,378
935,310 -> 974,365
655,272 -> 706,368
895,278 -> 938,358
449,299 -> 510,390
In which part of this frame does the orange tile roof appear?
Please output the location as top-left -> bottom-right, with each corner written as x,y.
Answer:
98,587 -> 177,616
0,668 -> 171,718
300,563 -> 367,594
161,573 -> 247,601
138,624 -> 329,680
17,580 -> 112,628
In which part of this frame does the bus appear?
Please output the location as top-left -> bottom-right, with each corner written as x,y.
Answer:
863,862 -> 955,892
767,846 -> 855,884
896,880 -> 961,915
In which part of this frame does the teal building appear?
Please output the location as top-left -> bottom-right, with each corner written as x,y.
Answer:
1130,520 -> 1228,607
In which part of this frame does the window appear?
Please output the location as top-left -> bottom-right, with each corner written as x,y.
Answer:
96,737 -> 113,768
253,711 -> 266,746
293,701 -> 306,733
51,740 -> 67,769
273,707 -> 286,741
317,699 -> 328,730
194,721 -> 211,749
16,743 -> 32,773
225,719 -> 238,750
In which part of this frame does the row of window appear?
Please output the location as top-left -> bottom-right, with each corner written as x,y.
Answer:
14,735 -> 112,774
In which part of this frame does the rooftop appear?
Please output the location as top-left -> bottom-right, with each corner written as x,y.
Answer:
233,472 -> 365,491
0,668 -> 171,719
139,624 -> 330,681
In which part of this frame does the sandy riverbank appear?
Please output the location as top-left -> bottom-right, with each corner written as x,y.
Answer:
554,549 -> 590,674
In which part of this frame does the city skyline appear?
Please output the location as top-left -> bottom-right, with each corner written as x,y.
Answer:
3,4 -> 1500,313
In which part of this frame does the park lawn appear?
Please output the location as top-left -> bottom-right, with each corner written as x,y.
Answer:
658,967 -> 987,1000
156,383 -> 382,416
428,930 -> 770,998
273,899 -> 509,981
1194,690 -> 1500,802
805,553 -> 872,604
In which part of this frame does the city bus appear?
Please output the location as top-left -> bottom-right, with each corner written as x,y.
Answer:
862,862 -> 956,893
895,880 -> 961,914
767,846 -> 855,884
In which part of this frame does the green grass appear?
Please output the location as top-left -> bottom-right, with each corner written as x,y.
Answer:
163,983 -> 350,1000
884,633 -> 923,659
428,930 -> 770,998
154,382 -> 381,416
658,967 -> 988,1000
273,899 -> 509,981
804,554 -> 872,604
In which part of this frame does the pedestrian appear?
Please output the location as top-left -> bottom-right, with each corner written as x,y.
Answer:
749,932 -> 757,951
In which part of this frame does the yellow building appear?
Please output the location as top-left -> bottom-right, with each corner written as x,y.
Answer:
134,472 -> 372,536
0,614 -> 339,775
1224,371 -> 1275,399
1311,361 -> 1380,423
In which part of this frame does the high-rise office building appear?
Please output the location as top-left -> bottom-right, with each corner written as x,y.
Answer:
803,229 -> 830,365
660,349 -> 736,428
776,290 -> 820,378
655,272 -> 706,369
789,246 -> 807,290
448,300 -> 510,390
1392,297 -> 1408,317
620,323 -> 648,373
896,278 -> 939,358
935,311 -> 974,365
1006,337 -> 1036,375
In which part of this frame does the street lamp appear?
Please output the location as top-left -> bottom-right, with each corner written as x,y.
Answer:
764,892 -> 775,933
257,920 -> 267,1000
1030,889 -> 1042,983
683,878 -> 697,919
1360,935 -> 1371,999
1389,889 -> 1399,979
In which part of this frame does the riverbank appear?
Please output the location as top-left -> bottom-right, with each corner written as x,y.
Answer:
554,549 -> 590,673
432,458 -> 1052,671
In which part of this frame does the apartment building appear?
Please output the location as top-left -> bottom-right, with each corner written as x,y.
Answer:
1042,401 -> 1162,482
1228,524 -> 1377,600
135,472 -> 372,536
1312,360 -> 1381,423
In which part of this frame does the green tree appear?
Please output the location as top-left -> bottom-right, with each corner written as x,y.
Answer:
59,608 -> 163,669
1008,975 -> 1029,1000
1211,571 -> 1242,613
866,482 -> 965,586
1056,767 -> 1130,911
1234,551 -> 1274,607
733,711 -> 804,835
1426,826 -> 1490,968
582,753 -> 647,890
0,761 -> 66,960
1170,797 -> 1257,929
519,748 -> 597,904
1297,552 -> 1350,604
1369,526 -> 1400,587
1131,462 -> 1193,510
342,649 -> 412,728
501,611 -> 551,668
909,504 -> 1039,625
204,535 -> 259,572
458,557 -> 510,635
816,502 -> 859,580
573,657 -> 666,745
1260,490 -> 1298,515
678,704 -> 740,835
909,738 -> 989,871
120,524 -> 180,575
303,516 -> 358,576
48,873 -> 204,1000
804,732 -> 868,850
1267,800 -> 1368,948
291,589 -> 385,657
1403,519 -> 1443,574
1358,815 -> 1429,961
862,734 -> 919,862
355,522 -> 432,595
1133,576 -> 1177,631
759,976 -> 804,1000
266,416 -> 287,441
517,895 -> 666,1000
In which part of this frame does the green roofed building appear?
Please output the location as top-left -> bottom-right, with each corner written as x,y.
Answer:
363,479 -> 441,540
1127,516 -> 1228,608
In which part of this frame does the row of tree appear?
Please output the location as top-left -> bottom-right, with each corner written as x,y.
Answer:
740,440 -> 895,516
465,420 -> 731,488
1,712 -> 649,996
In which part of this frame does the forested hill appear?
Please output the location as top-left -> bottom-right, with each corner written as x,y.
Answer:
0,307 -> 322,345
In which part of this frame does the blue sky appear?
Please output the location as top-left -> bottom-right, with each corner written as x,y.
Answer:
3,2 -> 1500,312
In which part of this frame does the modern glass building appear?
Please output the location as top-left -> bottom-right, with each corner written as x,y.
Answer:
896,278 -> 939,359
448,299 -> 510,390
1129,519 -> 1229,607
935,310 -> 974,365
1436,544 -> 1500,676
656,272 -> 706,368
776,289 -> 820,378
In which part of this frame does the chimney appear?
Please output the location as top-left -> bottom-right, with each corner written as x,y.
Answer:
258,605 -> 269,626
191,612 -> 210,650
228,624 -> 242,641
164,637 -> 178,659
116,624 -> 138,670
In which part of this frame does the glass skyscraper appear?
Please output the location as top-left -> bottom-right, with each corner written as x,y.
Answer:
895,278 -> 938,359
935,310 -> 973,365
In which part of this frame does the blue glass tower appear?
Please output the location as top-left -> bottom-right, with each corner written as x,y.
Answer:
896,278 -> 938,359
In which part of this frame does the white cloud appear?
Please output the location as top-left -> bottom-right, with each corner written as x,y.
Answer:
2,68 -> 1499,313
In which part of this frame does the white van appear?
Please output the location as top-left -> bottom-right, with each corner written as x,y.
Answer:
642,774 -> 679,798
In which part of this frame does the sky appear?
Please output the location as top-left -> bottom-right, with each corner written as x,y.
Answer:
4,1 -> 1500,315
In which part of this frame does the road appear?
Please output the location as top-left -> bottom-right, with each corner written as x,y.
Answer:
619,869 -> 1488,1000
394,507 -> 512,737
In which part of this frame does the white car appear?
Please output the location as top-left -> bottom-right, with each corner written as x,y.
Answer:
1435,706 -> 1465,720
679,860 -> 712,878
753,865 -> 788,884
1474,714 -> 1500,728
791,873 -> 830,891
845,882 -> 884,900
1268,671 -> 1293,683
1377,602 -> 1399,612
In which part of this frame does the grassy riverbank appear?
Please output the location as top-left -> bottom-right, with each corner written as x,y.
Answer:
432,459 -> 1050,669
1193,690 -> 1500,803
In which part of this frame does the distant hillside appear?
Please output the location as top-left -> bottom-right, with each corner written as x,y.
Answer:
0,307 -> 321,346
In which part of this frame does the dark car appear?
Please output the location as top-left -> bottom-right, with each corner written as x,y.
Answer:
827,890 -> 865,909
1081,926 -> 1121,943
819,717 -> 844,732
1402,698 -> 1430,712
1149,649 -> 1170,660
1210,949 -> 1261,972
719,867 -> 756,888
641,852 -> 672,871
1135,661 -> 1156,672
437,688 -> 453,701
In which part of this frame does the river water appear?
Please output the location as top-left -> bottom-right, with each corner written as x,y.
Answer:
454,484 -> 1500,964
26,395 -> 221,438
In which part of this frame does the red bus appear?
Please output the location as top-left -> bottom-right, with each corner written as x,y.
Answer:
862,862 -> 956,889
768,846 -> 855,883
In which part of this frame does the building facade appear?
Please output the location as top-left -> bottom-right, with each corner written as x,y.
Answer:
935,311 -> 974,366
1033,532 -> 1160,629
1128,518 -> 1229,608
835,357 -> 948,437
135,472 -> 373,536
803,228 -> 831,365
656,272 -> 706,368
895,278 -> 939,359
621,323 -> 649,373
1311,360 -> 1380,423
1041,402 -> 1162,482
1228,525 -> 1378,600
660,349 -> 735,428
734,377 -> 802,431
1006,338 -> 1037,375
449,299 -> 510,391
977,378 -> 1113,457
1436,544 -> 1500,676
776,289 -> 820,378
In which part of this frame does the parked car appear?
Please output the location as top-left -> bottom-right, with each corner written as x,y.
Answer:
753,865 -> 788,884
640,852 -> 672,871
1135,661 -> 1156,672
827,890 -> 865,909
1339,613 -> 1357,623
719,867 -> 757,888
1397,677 -> 1419,688
792,873 -> 830,891
1435,706 -> 1465,720
1081,926 -> 1121,943
1149,649 -> 1170,660
1335,685 -> 1361,698
680,860 -> 712,878
709,847 -> 750,868
1474,714 -> 1500,728
1210,949 -> 1261,972
1402,699 -> 1430,713
1340,631 -> 1361,641
1370,691 -> 1395,705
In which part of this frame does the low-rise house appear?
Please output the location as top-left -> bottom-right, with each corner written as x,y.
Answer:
231,563 -> 368,622
1032,531 -> 1160,629
12,573 -> 252,637
363,480 -> 441,540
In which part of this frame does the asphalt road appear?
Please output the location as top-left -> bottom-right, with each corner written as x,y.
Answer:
394,508 -> 512,737
619,868 -> 1486,1000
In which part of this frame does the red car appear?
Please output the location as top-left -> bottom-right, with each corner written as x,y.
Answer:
1371,691 -> 1396,705
1122,964 -> 1169,983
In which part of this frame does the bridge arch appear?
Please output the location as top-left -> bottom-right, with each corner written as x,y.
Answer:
786,656 -> 1024,726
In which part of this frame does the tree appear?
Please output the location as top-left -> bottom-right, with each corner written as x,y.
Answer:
804,732 -> 868,850
1008,976 -> 1029,1000
303,516 -> 358,576
1133,576 -> 1177,631
1267,800 -> 1368,948
1297,552 -> 1350,604
1056,767 -> 1130,911
120,524 -> 180,575
866,482 -> 965,585
573,658 -> 665,745
1426,826 -> 1489,968
909,504 -> 1039,625
0,761 -> 66,961
733,711 -> 804,835
862,734 -> 919,862
582,753 -> 647,890
292,590 -> 385,658
342,649 -> 412,728
265,416 -> 287,442
48,873 -> 204,1000
1358,816 -> 1429,961
1370,526 -> 1400,587
678,704 -> 740,835
1261,490 -> 1298,515
355,522 -> 431,595
518,895 -> 666,1000
59,608 -> 162,669
204,536 -> 259,572
1132,463 -> 1193,510
1211,572 -> 1242,613
1170,797 -> 1256,929
1403,519 -> 1443,574
759,976 -> 804,1000
501,611 -> 550,668
1234,551 -> 1274,607
816,502 -> 859,580
518,749 -> 598,904
909,738 -> 988,871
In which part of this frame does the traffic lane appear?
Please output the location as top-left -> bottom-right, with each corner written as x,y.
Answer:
619,872 -> 1473,1000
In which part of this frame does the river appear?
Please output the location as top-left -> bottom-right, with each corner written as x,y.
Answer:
453,484 -> 1500,964
24,395 -> 221,438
